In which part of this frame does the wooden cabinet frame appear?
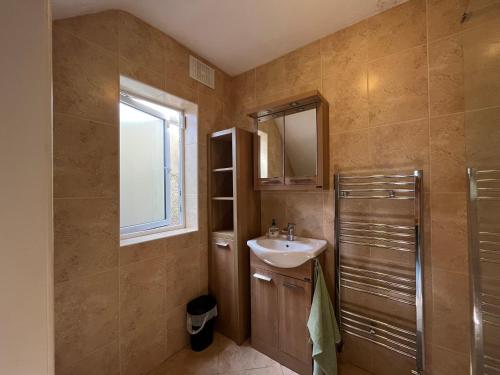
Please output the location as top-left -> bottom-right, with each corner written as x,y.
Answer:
248,91 -> 329,191
208,128 -> 261,345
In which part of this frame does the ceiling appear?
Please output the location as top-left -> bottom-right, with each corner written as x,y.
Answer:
52,0 -> 408,76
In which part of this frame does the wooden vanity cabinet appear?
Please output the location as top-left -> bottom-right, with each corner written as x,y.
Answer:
250,252 -> 321,375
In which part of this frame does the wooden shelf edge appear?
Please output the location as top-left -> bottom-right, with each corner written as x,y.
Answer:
212,196 -> 234,201
212,167 -> 233,172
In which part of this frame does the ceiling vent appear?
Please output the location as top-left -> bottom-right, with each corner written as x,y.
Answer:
189,56 -> 215,89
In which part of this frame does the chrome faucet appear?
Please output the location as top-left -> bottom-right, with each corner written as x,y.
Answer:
285,223 -> 296,241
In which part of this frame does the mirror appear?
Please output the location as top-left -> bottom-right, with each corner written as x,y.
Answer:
257,114 -> 284,179
284,107 -> 317,178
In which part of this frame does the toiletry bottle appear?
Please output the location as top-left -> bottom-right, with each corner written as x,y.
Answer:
268,219 -> 279,238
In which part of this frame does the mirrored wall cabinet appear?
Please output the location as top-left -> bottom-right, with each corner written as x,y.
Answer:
248,91 -> 329,190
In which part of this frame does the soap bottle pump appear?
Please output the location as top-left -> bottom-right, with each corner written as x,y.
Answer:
268,219 -> 279,238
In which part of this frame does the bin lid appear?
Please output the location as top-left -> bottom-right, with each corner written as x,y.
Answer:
187,295 -> 216,315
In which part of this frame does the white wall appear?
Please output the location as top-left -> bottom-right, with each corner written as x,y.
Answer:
0,1 -> 54,374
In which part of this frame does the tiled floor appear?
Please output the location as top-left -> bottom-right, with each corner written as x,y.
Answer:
148,333 -> 371,375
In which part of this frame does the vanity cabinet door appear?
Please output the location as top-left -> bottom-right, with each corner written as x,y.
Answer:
251,267 -> 279,358
255,113 -> 285,187
278,276 -> 312,374
284,106 -> 318,186
210,238 -> 235,338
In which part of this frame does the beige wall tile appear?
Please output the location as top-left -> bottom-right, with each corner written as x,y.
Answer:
429,34 -> 465,116
119,258 -> 167,375
332,129 -> 375,172
365,0 -> 426,60
463,19 -> 500,110
428,0 -> 500,41
53,113 -> 118,198
431,269 -> 470,353
118,11 -> 165,75
427,344 -> 470,375
371,345 -> 415,375
166,305 -> 189,358
372,119 -> 430,175
260,192 -> 287,234
58,341 -> 120,375
285,192 -> 324,238
54,10 -> 119,53
55,270 -> 119,371
368,45 -> 429,126
322,67 -> 369,134
164,36 -> 198,91
166,245 -> 201,308
54,197 -> 118,283
255,42 -> 321,106
119,56 -> 165,91
430,193 -> 468,274
465,107 -> 500,169
428,0 -> 468,41
430,113 -> 467,192
120,239 -> 166,267
321,20 -> 369,77
53,29 -> 118,124
120,330 -> 167,375
120,258 -> 167,332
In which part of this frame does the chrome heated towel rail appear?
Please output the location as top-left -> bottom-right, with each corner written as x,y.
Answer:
334,171 -> 424,375
468,168 -> 500,375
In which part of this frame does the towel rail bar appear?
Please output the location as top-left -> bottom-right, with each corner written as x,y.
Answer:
339,239 -> 415,253
340,283 -> 416,306
341,265 -> 415,284
340,221 -> 414,231
341,316 -> 416,345
341,309 -> 416,336
340,271 -> 416,291
342,330 -> 416,360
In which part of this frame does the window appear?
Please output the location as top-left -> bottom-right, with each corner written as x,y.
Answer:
119,92 -> 184,236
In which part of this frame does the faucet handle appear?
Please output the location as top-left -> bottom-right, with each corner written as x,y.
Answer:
287,223 -> 296,229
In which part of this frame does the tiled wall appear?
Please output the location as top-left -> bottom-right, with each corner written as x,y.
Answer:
52,10 -> 233,375
231,0 -> 500,374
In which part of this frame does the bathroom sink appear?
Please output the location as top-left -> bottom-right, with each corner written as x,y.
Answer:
247,235 -> 327,268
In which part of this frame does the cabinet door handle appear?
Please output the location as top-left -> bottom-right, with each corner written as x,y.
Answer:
215,242 -> 229,248
253,273 -> 272,282
283,282 -> 303,289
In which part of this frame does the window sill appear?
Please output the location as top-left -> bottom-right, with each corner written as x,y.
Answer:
120,227 -> 198,247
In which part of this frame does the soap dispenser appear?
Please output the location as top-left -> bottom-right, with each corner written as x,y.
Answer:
268,219 -> 279,238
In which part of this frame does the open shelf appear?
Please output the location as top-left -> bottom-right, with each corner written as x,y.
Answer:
210,131 -> 234,170
211,199 -> 234,232
212,169 -> 234,197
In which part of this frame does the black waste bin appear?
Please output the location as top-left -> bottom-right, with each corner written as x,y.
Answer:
186,295 -> 217,352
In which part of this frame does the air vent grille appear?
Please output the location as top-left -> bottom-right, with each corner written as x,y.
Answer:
189,56 -> 215,89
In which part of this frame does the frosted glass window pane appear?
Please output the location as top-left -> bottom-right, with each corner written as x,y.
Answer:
120,103 -> 166,227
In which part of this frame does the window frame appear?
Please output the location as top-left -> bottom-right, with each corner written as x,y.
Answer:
119,91 -> 186,238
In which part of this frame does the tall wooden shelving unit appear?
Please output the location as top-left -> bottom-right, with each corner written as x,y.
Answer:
208,127 -> 261,344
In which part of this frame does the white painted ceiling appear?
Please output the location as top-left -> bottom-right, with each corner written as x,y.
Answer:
52,0 -> 407,76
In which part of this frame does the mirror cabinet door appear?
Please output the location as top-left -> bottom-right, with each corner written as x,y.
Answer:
257,113 -> 285,183
284,106 -> 317,184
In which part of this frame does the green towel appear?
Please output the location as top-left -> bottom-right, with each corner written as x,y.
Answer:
307,260 -> 341,375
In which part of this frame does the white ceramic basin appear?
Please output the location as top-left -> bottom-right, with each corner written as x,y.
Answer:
247,235 -> 327,268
